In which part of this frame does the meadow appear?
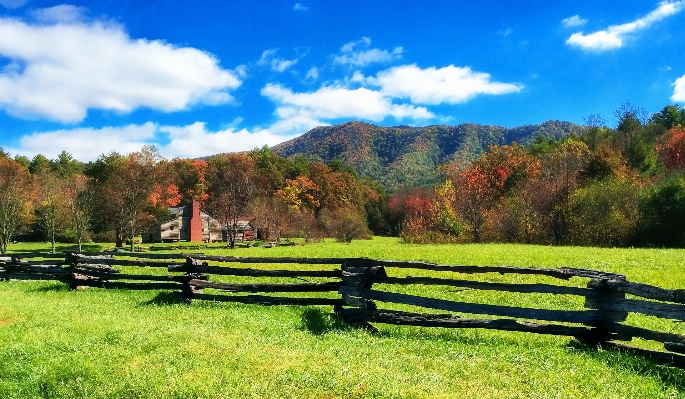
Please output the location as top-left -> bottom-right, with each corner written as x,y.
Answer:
1,237 -> 685,398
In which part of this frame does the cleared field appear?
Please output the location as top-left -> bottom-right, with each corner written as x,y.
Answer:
1,237 -> 684,398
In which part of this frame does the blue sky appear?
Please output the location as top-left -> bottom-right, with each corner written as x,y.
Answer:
1,0 -> 685,161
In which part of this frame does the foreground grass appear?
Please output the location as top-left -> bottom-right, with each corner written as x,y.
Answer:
1,238 -> 685,398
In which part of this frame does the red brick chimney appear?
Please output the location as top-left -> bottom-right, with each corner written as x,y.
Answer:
189,199 -> 203,242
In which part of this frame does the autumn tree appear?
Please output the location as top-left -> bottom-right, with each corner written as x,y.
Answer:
0,157 -> 34,254
205,153 -> 256,249
657,127 -> 685,173
249,196 -> 290,242
88,146 -> 164,250
534,139 -> 589,243
566,177 -> 640,247
169,158 -> 209,203
320,205 -> 370,243
35,169 -> 68,253
65,174 -> 93,252
449,144 -> 538,242
395,192 -> 435,243
276,176 -> 321,211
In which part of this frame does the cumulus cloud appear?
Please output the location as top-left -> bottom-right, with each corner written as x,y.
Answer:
0,16 -> 241,123
159,122 -> 301,158
362,64 -> 522,104
258,48 -> 300,72
567,1 -> 684,51
334,37 -> 403,67
262,83 -> 433,122
562,15 -> 588,28
8,122 -> 159,161
7,121 -> 303,161
672,75 -> 685,103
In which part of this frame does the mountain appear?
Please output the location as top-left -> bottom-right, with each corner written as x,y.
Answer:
272,120 -> 581,189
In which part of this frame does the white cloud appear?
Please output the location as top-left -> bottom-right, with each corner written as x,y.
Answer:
30,5 -> 87,23
305,67 -> 319,81
334,37 -> 402,67
672,75 -> 685,103
258,48 -> 300,72
0,0 -> 28,9
6,121 -> 304,161
293,3 -> 308,11
363,64 -> 522,104
262,83 -> 433,122
0,16 -> 241,123
8,122 -> 159,161
567,1 -> 684,51
159,122 -> 300,158
562,15 -> 587,28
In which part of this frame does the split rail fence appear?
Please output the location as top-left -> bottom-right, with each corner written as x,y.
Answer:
2,251 -> 685,367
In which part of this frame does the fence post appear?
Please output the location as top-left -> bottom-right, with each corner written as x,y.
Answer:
582,276 -> 630,345
336,258 -> 385,331
180,257 -> 208,304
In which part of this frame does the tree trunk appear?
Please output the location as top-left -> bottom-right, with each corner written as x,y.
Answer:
51,232 -> 55,254
115,227 -> 123,247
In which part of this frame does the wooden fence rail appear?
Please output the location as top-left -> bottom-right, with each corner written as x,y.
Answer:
2,252 -> 685,367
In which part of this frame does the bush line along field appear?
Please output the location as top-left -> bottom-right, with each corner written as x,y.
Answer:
1,237 -> 685,398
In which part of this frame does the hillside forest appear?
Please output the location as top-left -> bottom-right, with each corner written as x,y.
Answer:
2,103 -> 685,253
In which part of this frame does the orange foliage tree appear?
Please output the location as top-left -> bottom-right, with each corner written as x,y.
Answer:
0,157 -> 35,254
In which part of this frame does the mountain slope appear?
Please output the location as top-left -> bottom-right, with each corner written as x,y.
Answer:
272,120 -> 580,189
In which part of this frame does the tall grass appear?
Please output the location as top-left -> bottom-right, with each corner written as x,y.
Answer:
1,238 -> 684,398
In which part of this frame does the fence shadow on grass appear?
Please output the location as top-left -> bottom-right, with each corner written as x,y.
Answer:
141,291 -> 187,306
567,339 -> 685,391
300,308 -> 353,335
29,283 -> 70,293
372,321 -> 542,349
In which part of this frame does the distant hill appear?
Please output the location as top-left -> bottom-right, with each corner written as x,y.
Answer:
272,120 -> 581,189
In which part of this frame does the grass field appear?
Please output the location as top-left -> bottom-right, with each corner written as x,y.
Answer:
1,237 -> 685,398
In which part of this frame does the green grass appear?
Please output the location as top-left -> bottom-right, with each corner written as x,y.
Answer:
1,237 -> 685,398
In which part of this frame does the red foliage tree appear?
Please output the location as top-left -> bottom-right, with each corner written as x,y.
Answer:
658,127 -> 685,172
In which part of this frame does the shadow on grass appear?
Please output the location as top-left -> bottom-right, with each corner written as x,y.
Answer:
300,307 -> 353,335
567,340 -> 685,391
28,283 -> 70,292
141,291 -> 186,306
9,244 -> 107,256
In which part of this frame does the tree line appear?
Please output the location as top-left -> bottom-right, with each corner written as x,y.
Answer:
2,102 -> 685,253
394,103 -> 685,247
0,146 -> 387,254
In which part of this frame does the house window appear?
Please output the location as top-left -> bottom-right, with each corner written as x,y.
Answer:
170,225 -> 175,231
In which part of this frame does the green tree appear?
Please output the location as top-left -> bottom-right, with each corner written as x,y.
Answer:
53,151 -> 84,178
29,154 -> 52,175
566,177 -> 639,247
651,105 -> 684,130
636,175 -> 685,247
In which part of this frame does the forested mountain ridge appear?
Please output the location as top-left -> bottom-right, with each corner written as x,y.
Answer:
272,120 -> 580,188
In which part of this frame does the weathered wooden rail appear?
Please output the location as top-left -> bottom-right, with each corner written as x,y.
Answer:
2,252 -> 685,367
